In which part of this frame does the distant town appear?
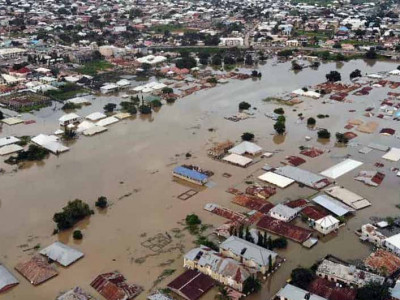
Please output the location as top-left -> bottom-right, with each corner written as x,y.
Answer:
2,0 -> 400,300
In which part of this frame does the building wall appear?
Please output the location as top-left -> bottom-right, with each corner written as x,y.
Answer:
315,222 -> 338,235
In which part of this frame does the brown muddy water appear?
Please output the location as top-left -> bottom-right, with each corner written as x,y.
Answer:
1,59 -> 400,300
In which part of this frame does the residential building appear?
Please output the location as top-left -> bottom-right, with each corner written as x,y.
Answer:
268,204 -> 298,222
315,215 -> 340,235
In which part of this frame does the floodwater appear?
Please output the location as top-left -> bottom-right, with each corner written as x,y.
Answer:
1,59 -> 400,300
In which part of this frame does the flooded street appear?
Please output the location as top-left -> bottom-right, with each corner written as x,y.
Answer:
1,59 -> 400,300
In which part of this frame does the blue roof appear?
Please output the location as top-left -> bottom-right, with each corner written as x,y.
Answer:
173,166 -> 208,182
339,26 -> 349,31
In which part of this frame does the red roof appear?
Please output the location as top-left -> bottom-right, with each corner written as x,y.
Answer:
309,277 -> 356,300
302,206 -> 328,221
286,156 -> 306,166
167,269 -> 215,300
10,67 -> 30,74
256,215 -> 313,243
90,272 -> 142,300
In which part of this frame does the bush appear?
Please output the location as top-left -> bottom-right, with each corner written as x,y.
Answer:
241,132 -> 255,141
207,77 -> 217,84
290,268 -> 315,290
5,144 -> 49,164
176,56 -> 197,69
277,115 -> 286,123
62,102 -> 81,110
335,132 -> 349,144
73,230 -> 83,240
120,101 -> 137,114
243,276 -> 262,295
95,196 -> 108,208
365,48 -> 377,60
162,87 -> 173,94
239,101 -> 251,110
307,117 -> 316,126
350,69 -> 362,79
274,107 -> 285,115
326,71 -> 341,82
195,236 -> 218,251
186,214 -> 201,226
53,199 -> 93,230
0,110 -> 3,120
151,99 -> 162,108
318,129 -> 331,139
139,104 -> 152,114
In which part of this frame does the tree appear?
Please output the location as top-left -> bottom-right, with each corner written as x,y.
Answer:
62,128 -> 77,141
356,282 -> 390,300
274,107 -> 284,115
277,115 -> 286,123
241,132 -> 255,141
268,255 -> 273,272
239,101 -> 251,110
257,231 -> 264,247
244,54 -> 253,65
139,104 -> 152,114
211,55 -> 222,66
326,71 -> 341,82
162,87 -> 173,94
0,110 -> 4,120
186,214 -> 201,226
350,69 -> 362,79
292,60 -> 303,70
274,121 -> 286,135
215,286 -> 230,300
307,117 -> 316,126
272,237 -> 288,249
333,42 -> 342,49
335,132 -> 349,144
104,103 -> 117,113
318,129 -> 331,139
243,276 -> 262,295
95,196 -> 108,208
53,199 -> 93,230
73,230 -> 83,240
365,48 -> 378,59
120,101 -> 137,114
290,268 -> 315,290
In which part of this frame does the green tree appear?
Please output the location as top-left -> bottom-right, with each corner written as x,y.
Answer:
318,129 -> 331,139
186,214 -> 201,226
162,87 -> 173,94
290,268 -> 315,290
73,230 -> 83,240
272,237 -> 288,249
239,101 -> 251,110
307,117 -> 316,126
350,69 -> 362,79
0,110 -> 4,120
356,282 -> 390,300
243,276 -> 262,295
104,103 -> 117,113
53,199 -> 93,230
215,286 -> 230,300
274,121 -> 286,135
365,48 -> 378,59
274,107 -> 284,115
95,196 -> 108,208
326,71 -> 341,82
241,132 -> 255,141
335,132 -> 349,144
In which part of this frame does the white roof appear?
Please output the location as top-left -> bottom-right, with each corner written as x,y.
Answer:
83,126 -> 108,136
31,134 -> 69,154
114,112 -> 131,120
59,113 -> 80,122
316,215 -> 340,228
324,186 -> 371,210
276,284 -> 327,300
116,79 -> 131,86
0,144 -> 23,156
0,136 -> 20,147
390,69 -> 400,75
0,264 -> 18,291
220,236 -> 277,267
385,233 -> 400,249
76,121 -> 96,133
269,204 -> 298,219
222,153 -> 253,166
228,141 -> 262,155
258,172 -> 294,188
40,242 -> 83,267
2,117 -> 23,126
66,97 -> 90,104
320,159 -> 363,179
96,116 -> 119,127
312,195 -> 355,217
86,112 -> 106,121
382,148 -> 400,162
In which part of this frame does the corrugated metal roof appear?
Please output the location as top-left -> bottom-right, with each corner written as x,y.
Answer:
312,195 -> 355,217
173,166 -> 208,182
0,264 -> 18,293
40,242 -> 84,267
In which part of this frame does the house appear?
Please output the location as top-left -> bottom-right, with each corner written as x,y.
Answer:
314,215 -> 340,235
100,83 -> 119,94
208,140 -> 234,159
183,246 -> 254,292
316,258 -> 384,288
228,141 -> 262,156
90,271 -> 143,300
15,255 -> 58,286
39,242 -> 84,267
220,236 -> 278,274
360,224 -> 386,246
268,204 -> 298,222
275,284 -> 328,300
365,249 -> 400,276
172,166 -> 208,185
0,264 -> 18,293
383,233 -> 400,256
59,113 -> 82,126
57,287 -> 93,300
286,40 -> 299,47
219,37 -> 244,47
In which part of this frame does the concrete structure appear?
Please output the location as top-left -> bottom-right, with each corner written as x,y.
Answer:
315,215 -> 340,235
384,233 -> 400,256
268,204 -> 298,222
220,37 -> 244,47
275,284 -> 327,300
220,236 -> 278,274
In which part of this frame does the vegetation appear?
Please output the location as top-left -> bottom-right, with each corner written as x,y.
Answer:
62,102 -> 82,110
53,199 -> 94,230
207,77 -> 218,84
243,276 -> 262,295
104,103 -> 117,113
365,48 -> 378,60
151,99 -> 163,108
350,69 -> 362,80
73,230 -> 83,240
5,145 -> 49,165
241,132 -> 255,141
335,132 -> 349,144
274,107 -> 285,115
45,83 -> 88,101
291,60 -> 303,70
175,56 -> 197,69
215,286 -> 230,300
274,120 -> 286,135
62,128 -> 77,141
120,101 -> 137,114
326,70 -> 341,82
162,87 -> 173,94
15,136 -> 31,147
195,236 -> 218,251
356,282 -> 390,300
290,268 -> 315,290
139,104 -> 152,114
95,196 -> 108,209
318,129 -> 331,139
271,237 -> 288,249
277,49 -> 293,57
76,60 -> 113,76
0,110 -> 4,120
307,117 -> 316,126
239,101 -> 251,110
186,214 -> 201,226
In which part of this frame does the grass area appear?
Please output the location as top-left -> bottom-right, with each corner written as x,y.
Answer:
76,60 -> 113,76
45,83 -> 89,101
150,24 -> 196,33
295,30 -> 333,41
340,39 -> 377,46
